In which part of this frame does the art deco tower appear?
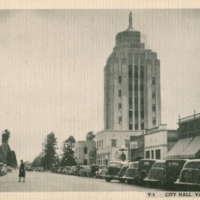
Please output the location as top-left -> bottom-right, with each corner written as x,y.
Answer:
104,12 -> 161,131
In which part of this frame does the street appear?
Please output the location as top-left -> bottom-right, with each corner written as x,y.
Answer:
0,170 -> 162,192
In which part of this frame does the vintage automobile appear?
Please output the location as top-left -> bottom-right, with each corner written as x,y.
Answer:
117,163 -> 134,183
121,161 -> 139,184
175,160 -> 200,191
95,165 -> 107,178
77,165 -> 90,177
103,161 -> 128,182
144,159 -> 187,189
7,166 -> 12,173
137,159 -> 156,186
144,160 -> 165,187
26,165 -> 33,172
88,165 -> 99,178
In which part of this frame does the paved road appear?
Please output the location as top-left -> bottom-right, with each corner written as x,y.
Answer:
0,170 -> 162,192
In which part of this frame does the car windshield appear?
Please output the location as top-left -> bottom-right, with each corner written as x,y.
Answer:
130,163 -> 138,168
153,162 -> 165,168
168,162 -> 180,167
109,162 -> 122,168
185,162 -> 200,169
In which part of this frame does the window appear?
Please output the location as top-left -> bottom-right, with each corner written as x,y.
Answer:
151,150 -> 154,159
84,147 -> 87,154
129,90 -> 132,96
84,159 -> 87,165
135,98 -> 138,104
155,149 -> 161,159
135,111 -> 138,117
140,84 -> 144,91
129,97 -> 132,104
118,76 -> 122,84
129,111 -> 132,117
153,118 -> 156,125
129,124 -> 133,130
118,103 -> 122,110
152,104 -> 156,111
111,139 -> 117,147
134,84 -> 138,91
141,98 -> 144,104
152,77 -> 155,85
118,90 -> 122,97
152,92 -> 156,98
135,124 -> 138,130
118,116 -> 122,124
146,151 -> 150,159
141,111 -> 144,118
141,123 -> 144,130
129,84 -> 132,90
125,140 -> 130,148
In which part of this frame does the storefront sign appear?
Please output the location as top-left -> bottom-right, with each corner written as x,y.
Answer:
130,141 -> 138,149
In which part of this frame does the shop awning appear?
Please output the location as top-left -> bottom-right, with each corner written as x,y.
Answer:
179,136 -> 200,159
165,137 -> 193,159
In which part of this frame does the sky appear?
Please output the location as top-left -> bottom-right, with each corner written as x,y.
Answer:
0,9 -> 200,162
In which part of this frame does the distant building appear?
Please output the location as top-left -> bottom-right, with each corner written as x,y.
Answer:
166,112 -> 200,159
74,141 -> 96,165
96,12 -> 162,164
144,124 -> 178,160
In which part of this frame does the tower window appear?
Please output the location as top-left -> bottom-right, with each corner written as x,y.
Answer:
152,77 -> 156,85
152,104 -> 156,111
118,103 -> 122,110
118,90 -> 122,97
141,123 -> 144,130
141,111 -> 144,118
135,111 -> 138,117
118,116 -> 122,124
135,124 -> 138,130
152,92 -> 156,98
141,98 -> 144,104
118,76 -> 122,84
153,118 -> 156,125
129,111 -> 132,117
129,97 -> 132,104
129,124 -> 133,130
111,139 -> 117,147
140,84 -> 144,91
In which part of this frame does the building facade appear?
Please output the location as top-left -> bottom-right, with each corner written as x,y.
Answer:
104,12 -> 161,131
74,141 -> 96,165
166,112 -> 200,159
144,124 -> 178,160
96,130 -> 142,165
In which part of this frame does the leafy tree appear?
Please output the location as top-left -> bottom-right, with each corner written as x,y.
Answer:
85,131 -> 95,141
60,136 -> 76,166
32,154 -> 43,167
41,132 -> 58,170
2,129 -> 10,144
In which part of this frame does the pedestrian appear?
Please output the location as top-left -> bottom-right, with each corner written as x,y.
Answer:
18,160 -> 25,182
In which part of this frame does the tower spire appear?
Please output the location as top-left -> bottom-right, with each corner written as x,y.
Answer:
128,11 -> 133,29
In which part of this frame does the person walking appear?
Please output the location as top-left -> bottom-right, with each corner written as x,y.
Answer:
18,160 -> 25,182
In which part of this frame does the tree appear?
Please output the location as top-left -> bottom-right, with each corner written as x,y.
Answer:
85,131 -> 95,141
32,154 -> 43,167
41,132 -> 58,170
2,129 -> 10,144
60,136 -> 76,166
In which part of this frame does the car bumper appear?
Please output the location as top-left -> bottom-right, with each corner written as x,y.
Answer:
143,178 -> 160,182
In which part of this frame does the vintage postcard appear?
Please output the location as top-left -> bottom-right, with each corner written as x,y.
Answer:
0,1 -> 200,200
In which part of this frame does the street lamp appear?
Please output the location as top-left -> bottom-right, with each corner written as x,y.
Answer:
119,145 -> 127,161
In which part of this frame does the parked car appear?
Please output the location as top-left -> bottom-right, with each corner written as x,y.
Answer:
0,163 -> 5,176
144,160 -> 165,187
88,165 -> 99,178
144,159 -> 187,189
1,165 -> 7,176
78,165 -> 90,177
121,161 -> 139,184
7,166 -> 13,173
26,166 -> 33,172
175,160 -> 200,191
117,163 -> 134,183
103,161 -> 127,182
95,165 -> 107,178
137,159 -> 156,186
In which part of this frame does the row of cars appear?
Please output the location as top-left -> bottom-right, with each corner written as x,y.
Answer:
0,163 -> 12,176
103,159 -> 200,191
51,165 -> 100,177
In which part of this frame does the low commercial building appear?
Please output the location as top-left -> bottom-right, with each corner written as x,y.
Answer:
144,124 -> 178,160
166,112 -> 200,159
96,130 -> 142,165
74,141 -> 96,165
130,135 -> 144,161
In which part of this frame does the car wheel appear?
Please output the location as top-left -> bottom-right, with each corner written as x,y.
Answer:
119,179 -> 125,183
105,178 -> 111,182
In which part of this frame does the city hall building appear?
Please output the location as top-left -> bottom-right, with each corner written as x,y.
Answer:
96,12 -> 161,165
